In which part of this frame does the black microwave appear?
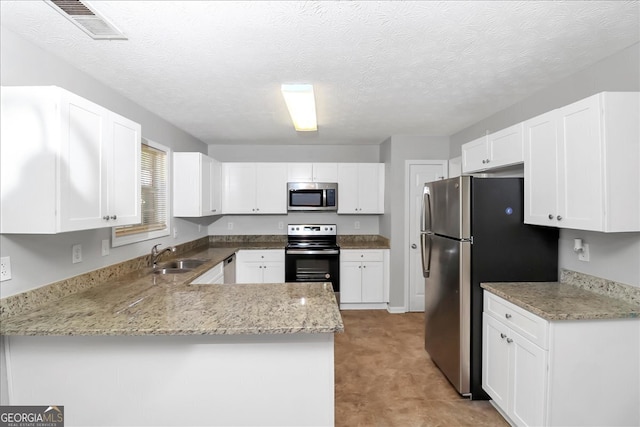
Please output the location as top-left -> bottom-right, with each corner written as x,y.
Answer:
287,182 -> 338,211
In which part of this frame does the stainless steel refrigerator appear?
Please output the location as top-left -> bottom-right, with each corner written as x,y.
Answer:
420,176 -> 558,399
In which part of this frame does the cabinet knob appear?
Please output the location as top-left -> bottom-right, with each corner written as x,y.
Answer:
411,244 -> 417,249
486,159 -> 490,163
506,338 -> 513,344
110,215 -> 117,220
358,266 -> 361,269
557,215 -> 562,221
505,313 -> 512,319
500,333 -> 507,339
548,214 -> 554,220
103,216 -> 110,221
482,160 -> 486,164
363,265 -> 366,268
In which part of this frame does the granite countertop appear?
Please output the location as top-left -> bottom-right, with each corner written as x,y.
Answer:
0,245 -> 344,336
482,282 -> 640,321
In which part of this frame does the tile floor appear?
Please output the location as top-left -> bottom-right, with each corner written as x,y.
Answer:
334,310 -> 508,427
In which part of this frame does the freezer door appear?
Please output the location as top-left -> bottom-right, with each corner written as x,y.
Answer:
424,234 -> 471,395
426,176 -> 470,239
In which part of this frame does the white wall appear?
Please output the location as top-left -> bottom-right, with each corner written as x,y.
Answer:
449,43 -> 640,288
380,135 -> 451,309
0,27 -> 210,298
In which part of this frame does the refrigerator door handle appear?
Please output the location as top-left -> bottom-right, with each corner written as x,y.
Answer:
420,232 -> 432,278
421,185 -> 432,232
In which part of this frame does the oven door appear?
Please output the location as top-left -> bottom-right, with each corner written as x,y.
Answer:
285,250 -> 340,294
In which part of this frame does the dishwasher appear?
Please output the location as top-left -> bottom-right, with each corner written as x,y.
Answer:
223,254 -> 236,284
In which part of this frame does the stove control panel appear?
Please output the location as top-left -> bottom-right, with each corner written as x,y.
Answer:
288,224 -> 336,235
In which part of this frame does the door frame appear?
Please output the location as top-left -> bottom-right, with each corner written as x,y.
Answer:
403,160 -> 448,312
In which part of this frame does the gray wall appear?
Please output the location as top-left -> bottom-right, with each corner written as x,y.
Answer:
380,135 -> 451,310
0,27 -> 210,298
449,42 -> 640,287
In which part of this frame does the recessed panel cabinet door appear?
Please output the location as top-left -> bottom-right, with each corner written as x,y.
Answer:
59,93 -> 108,232
361,261 -> 384,303
339,262 -> 362,303
482,313 -> 510,411
255,163 -> 287,214
223,163 -> 257,213
109,112 -> 141,227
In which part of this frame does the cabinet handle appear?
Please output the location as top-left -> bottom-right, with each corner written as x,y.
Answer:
110,215 -> 117,220
103,216 -> 110,221
500,333 -> 507,339
505,313 -> 512,319
211,209 -> 217,212
482,160 -> 486,164
548,214 -> 554,220
486,159 -> 490,163
556,215 -> 562,221
506,338 -> 513,344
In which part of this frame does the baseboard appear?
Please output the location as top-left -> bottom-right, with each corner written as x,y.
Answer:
386,306 -> 407,314
340,302 -> 387,310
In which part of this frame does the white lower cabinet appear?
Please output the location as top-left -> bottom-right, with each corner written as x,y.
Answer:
483,292 -> 640,427
235,250 -> 284,284
191,262 -> 224,284
340,249 -> 389,309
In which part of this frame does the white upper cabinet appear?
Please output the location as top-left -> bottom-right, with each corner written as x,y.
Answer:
223,163 -> 287,214
287,163 -> 338,182
337,163 -> 385,214
524,92 -> 639,232
0,86 -> 141,234
173,152 -> 222,217
462,123 -> 524,173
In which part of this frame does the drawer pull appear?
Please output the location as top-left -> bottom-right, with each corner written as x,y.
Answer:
500,333 -> 507,339
505,313 -> 512,319
506,338 -> 513,344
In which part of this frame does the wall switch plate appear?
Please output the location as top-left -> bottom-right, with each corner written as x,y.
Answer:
278,221 -> 284,230
173,227 -> 178,238
0,256 -> 12,281
228,222 -> 234,230
101,239 -> 110,256
354,221 -> 361,230
578,243 -> 590,262
72,244 -> 82,264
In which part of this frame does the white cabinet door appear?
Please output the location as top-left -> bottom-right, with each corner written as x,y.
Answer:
510,329 -> 547,427
556,96 -> 603,231
488,123 -> 523,169
223,163 -> 257,214
337,163 -> 384,214
109,112 -> 141,226
483,313 -> 510,411
255,163 -> 287,214
339,262 -> 362,303
461,136 -> 489,173
361,261 -> 384,302
59,91 -> 109,232
174,153 -> 220,217
357,163 -> 384,213
262,261 -> 285,283
236,263 -> 264,284
524,110 -> 559,227
287,163 -> 313,182
313,163 -> 338,182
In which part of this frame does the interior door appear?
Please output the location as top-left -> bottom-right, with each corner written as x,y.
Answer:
408,162 -> 446,312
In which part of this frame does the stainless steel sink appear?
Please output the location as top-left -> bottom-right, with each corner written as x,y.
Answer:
160,259 -> 206,269
153,268 -> 192,275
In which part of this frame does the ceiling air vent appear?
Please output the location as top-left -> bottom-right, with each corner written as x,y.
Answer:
45,0 -> 127,40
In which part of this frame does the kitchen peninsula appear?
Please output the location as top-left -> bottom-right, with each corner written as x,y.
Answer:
0,243 -> 344,427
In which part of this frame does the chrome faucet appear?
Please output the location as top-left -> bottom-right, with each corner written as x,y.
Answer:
150,244 -> 176,267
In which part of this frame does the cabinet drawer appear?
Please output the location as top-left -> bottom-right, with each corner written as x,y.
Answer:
341,250 -> 384,262
237,249 -> 284,263
484,292 -> 549,349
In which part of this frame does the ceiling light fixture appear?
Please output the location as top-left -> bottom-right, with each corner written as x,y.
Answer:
281,84 -> 317,132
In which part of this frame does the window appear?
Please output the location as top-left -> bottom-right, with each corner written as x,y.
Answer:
112,139 -> 171,246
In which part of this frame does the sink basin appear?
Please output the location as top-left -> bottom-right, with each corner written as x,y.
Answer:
153,268 -> 192,275
160,259 -> 206,269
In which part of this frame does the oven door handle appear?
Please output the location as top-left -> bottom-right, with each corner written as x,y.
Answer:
285,249 -> 340,255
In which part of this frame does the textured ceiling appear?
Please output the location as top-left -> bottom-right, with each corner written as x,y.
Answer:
1,1 -> 639,145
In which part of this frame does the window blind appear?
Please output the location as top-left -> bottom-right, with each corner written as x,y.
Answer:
115,144 -> 168,238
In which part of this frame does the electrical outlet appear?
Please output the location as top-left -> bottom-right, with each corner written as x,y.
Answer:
228,222 -> 234,230
278,221 -> 284,230
101,239 -> 110,256
578,243 -> 590,262
354,221 -> 360,230
173,227 -> 178,238
72,244 -> 82,264
0,256 -> 12,281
